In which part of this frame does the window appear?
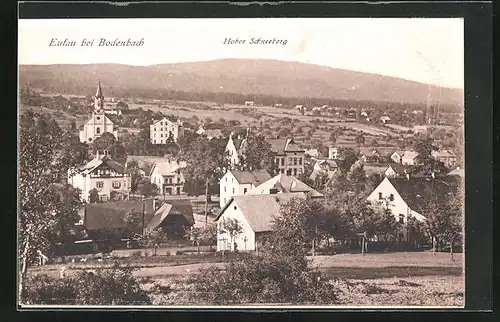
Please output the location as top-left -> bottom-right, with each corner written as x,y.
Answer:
154,128 -> 156,131
389,194 -> 394,201
96,116 -> 100,121
378,192 -> 383,200
96,181 -> 104,189
232,188 -> 235,194
293,158 -> 297,165
177,178 -> 181,183
298,168 -> 303,174
399,214 -> 404,224
160,134 -> 163,137
234,206 -> 237,210
244,188 -> 247,194
293,168 -> 297,176
96,127 -> 101,134
298,158 -> 302,165
224,198 -> 226,205
153,140 -> 156,144
281,169 -> 285,174
112,181 -> 121,189
88,137 -> 92,142
288,157 -> 293,164
224,186 -> 227,192
225,177 -> 228,182
99,195 -> 107,202
281,158 -> 285,166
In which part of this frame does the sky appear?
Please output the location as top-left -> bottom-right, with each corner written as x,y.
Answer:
18,18 -> 464,88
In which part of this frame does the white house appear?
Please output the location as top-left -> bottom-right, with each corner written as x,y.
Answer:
431,150 -> 457,168
384,163 -> 407,178
149,159 -> 187,196
390,150 -> 419,166
401,151 -> 419,166
247,174 -> 324,198
68,151 -> 131,202
225,132 -> 248,167
304,149 -> 320,158
366,175 -> 460,227
219,169 -> 272,208
245,101 -> 255,107
79,81 -> 118,144
150,118 -> 184,144
197,126 -> 223,140
268,137 -> 305,176
380,116 -> 391,124
328,147 -> 340,160
215,193 -> 308,251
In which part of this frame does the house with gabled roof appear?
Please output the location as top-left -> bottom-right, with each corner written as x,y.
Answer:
391,150 -> 420,166
267,137 -> 305,176
219,169 -> 272,208
431,150 -> 457,168
384,163 -> 408,178
225,131 -> 249,167
68,150 -> 131,202
247,174 -> 324,199
84,198 -> 194,240
367,175 -> 461,228
215,192 -> 308,251
149,159 -> 187,196
150,117 -> 184,144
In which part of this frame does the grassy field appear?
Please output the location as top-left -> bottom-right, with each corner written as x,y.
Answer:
28,251 -> 464,306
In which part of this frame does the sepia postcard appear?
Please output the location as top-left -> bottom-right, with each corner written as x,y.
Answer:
17,14 -> 471,310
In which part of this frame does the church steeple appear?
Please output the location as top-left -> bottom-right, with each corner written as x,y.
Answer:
94,79 -> 104,111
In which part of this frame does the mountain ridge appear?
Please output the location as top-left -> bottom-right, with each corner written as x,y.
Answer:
18,58 -> 463,106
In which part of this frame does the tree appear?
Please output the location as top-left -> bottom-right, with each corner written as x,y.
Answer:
238,133 -> 277,175
347,159 -> 367,193
91,132 -> 127,164
270,197 -> 328,257
137,181 -> 159,198
88,188 -> 100,203
179,136 -> 229,202
218,218 -> 243,251
124,211 -> 142,235
141,228 -> 170,256
355,134 -> 365,146
18,110 -> 85,302
337,147 -> 358,173
184,224 -> 217,254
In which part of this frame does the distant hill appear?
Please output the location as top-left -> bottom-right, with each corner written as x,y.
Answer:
18,58 -> 463,107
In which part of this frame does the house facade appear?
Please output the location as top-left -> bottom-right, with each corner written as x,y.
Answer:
150,159 -> 187,196
215,193 -> 307,251
328,147 -> 340,160
384,164 -> 407,178
391,150 -> 419,166
367,175 -> 460,228
68,151 -> 131,202
432,150 -> 457,168
225,132 -> 248,167
268,137 -> 305,176
219,169 -> 272,208
79,81 -> 118,144
150,117 -> 184,144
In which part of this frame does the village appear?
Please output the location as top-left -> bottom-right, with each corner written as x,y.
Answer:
19,79 -> 464,306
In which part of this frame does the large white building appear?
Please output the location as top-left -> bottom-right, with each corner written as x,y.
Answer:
225,132 -> 248,167
219,169 -> 272,208
215,193 -> 308,251
150,118 -> 184,144
149,159 -> 187,196
79,81 -> 118,144
68,151 -> 131,202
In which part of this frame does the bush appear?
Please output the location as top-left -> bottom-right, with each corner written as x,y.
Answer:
187,252 -> 337,305
22,266 -> 151,305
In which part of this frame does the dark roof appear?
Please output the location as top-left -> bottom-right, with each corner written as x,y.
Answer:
388,175 -> 461,214
84,198 -> 156,232
267,138 -> 304,154
145,199 -> 194,231
95,80 -> 103,98
387,163 -> 407,176
230,169 -> 272,184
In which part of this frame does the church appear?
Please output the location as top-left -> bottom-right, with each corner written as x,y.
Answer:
79,81 -> 119,144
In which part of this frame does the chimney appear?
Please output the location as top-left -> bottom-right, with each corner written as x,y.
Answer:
96,150 -> 100,159
406,173 -> 410,181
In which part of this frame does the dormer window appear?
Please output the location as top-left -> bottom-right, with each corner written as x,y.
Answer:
378,192 -> 383,200
389,194 -> 394,201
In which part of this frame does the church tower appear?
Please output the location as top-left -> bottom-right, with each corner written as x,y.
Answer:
94,80 -> 104,111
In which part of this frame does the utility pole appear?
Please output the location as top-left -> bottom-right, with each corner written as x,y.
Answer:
204,179 -> 209,224
142,196 -> 145,236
